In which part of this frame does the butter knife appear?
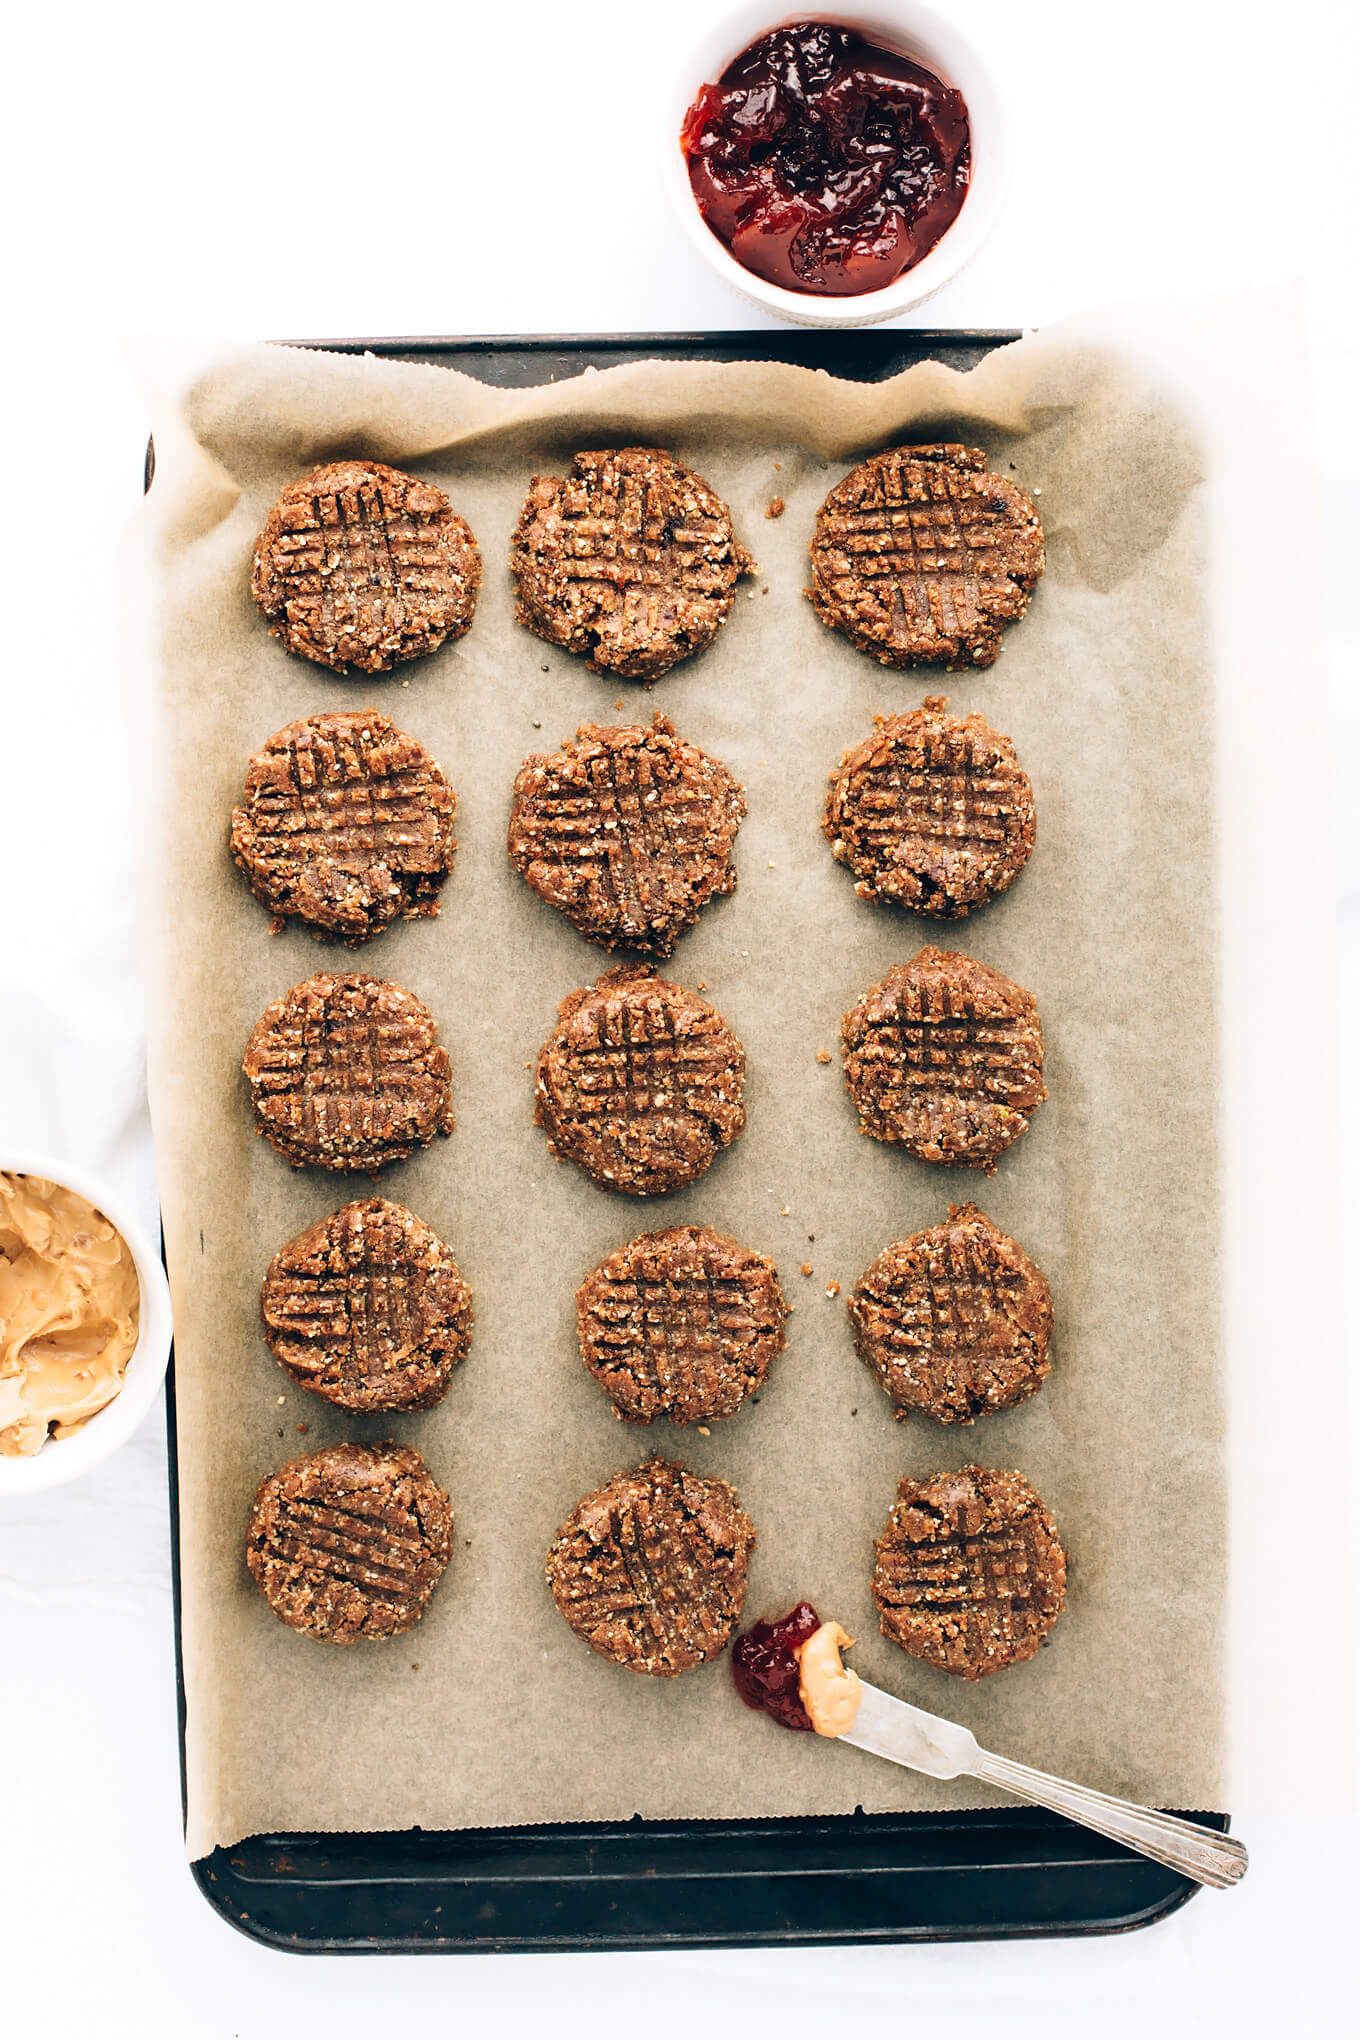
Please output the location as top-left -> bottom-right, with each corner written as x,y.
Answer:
842,1679 -> 1247,1889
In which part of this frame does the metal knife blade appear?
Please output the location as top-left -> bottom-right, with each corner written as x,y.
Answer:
838,1678 -> 982,1780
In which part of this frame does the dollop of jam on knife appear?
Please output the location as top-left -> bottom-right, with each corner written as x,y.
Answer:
731,1601 -> 821,1729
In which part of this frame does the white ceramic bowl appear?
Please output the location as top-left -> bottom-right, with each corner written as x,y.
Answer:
0,1152 -> 173,1496
664,4 -> 1007,328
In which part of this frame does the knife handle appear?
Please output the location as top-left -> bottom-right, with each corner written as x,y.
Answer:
971,1749 -> 1247,1890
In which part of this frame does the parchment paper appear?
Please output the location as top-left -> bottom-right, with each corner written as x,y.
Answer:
129,312 -> 1311,1859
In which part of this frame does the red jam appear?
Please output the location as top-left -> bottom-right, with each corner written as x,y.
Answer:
681,20 -> 970,298
731,1600 -> 822,1730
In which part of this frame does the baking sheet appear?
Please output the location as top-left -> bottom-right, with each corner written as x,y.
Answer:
126,306 -> 1333,1859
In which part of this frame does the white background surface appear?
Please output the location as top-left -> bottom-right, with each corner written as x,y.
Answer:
2,1 -> 1357,2034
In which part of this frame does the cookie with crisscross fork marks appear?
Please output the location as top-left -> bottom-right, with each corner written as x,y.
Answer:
230,711 -> 456,942
261,1198 -> 472,1412
850,1204 -> 1052,1424
535,965 -> 746,1195
251,460 -> 480,673
243,972 -> 454,1173
510,448 -> 756,681
246,1442 -> 453,1644
841,947 -> 1046,1173
809,445 -> 1044,670
508,713 -> 745,955
824,697 -> 1034,918
545,1457 -> 755,1675
577,1225 -> 788,1424
873,1464 -> 1067,1678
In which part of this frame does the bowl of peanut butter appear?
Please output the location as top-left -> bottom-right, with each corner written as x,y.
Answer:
0,1155 -> 172,1494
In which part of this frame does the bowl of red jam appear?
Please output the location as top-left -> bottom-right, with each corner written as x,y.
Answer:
667,6 -> 1006,327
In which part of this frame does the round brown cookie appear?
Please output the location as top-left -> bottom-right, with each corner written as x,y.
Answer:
577,1226 -> 788,1424
261,1198 -> 473,1413
230,711 -> 457,943
508,713 -> 745,956
872,1464 -> 1067,1679
534,964 -> 746,1196
509,447 -> 756,681
849,1204 -> 1052,1423
545,1456 -> 755,1675
246,1441 -> 453,1644
251,460 -> 480,674
823,698 -> 1035,918
242,972 -> 454,1173
808,444 -> 1044,670
841,947 -> 1046,1173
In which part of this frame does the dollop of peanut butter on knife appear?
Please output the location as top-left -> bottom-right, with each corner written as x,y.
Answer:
795,1621 -> 864,1738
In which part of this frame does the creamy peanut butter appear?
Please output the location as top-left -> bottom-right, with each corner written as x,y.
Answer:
0,1172 -> 140,1457
795,1620 -> 864,1738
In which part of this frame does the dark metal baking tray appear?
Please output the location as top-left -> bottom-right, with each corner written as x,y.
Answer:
160,329 -> 1229,1952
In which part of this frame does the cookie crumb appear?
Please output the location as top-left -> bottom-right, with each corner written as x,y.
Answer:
780,1206 -> 790,1216
801,1262 -> 814,1277
825,1281 -> 841,1298
766,496 -> 786,519
697,1424 -> 711,1437
295,1422 -> 308,1434
816,1049 -> 832,1065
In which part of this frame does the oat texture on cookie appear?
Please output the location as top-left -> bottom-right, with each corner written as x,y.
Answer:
808,445 -> 1044,670
545,1456 -> 755,1675
824,697 -> 1034,918
251,460 -> 480,674
841,947 -> 1046,1172
577,1225 -> 787,1423
850,1204 -> 1052,1423
261,1198 -> 472,1413
510,448 -> 755,681
872,1464 -> 1067,1678
242,972 -> 454,1173
508,713 -> 745,955
534,964 -> 746,1196
231,711 -> 457,942
246,1441 -> 454,1644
